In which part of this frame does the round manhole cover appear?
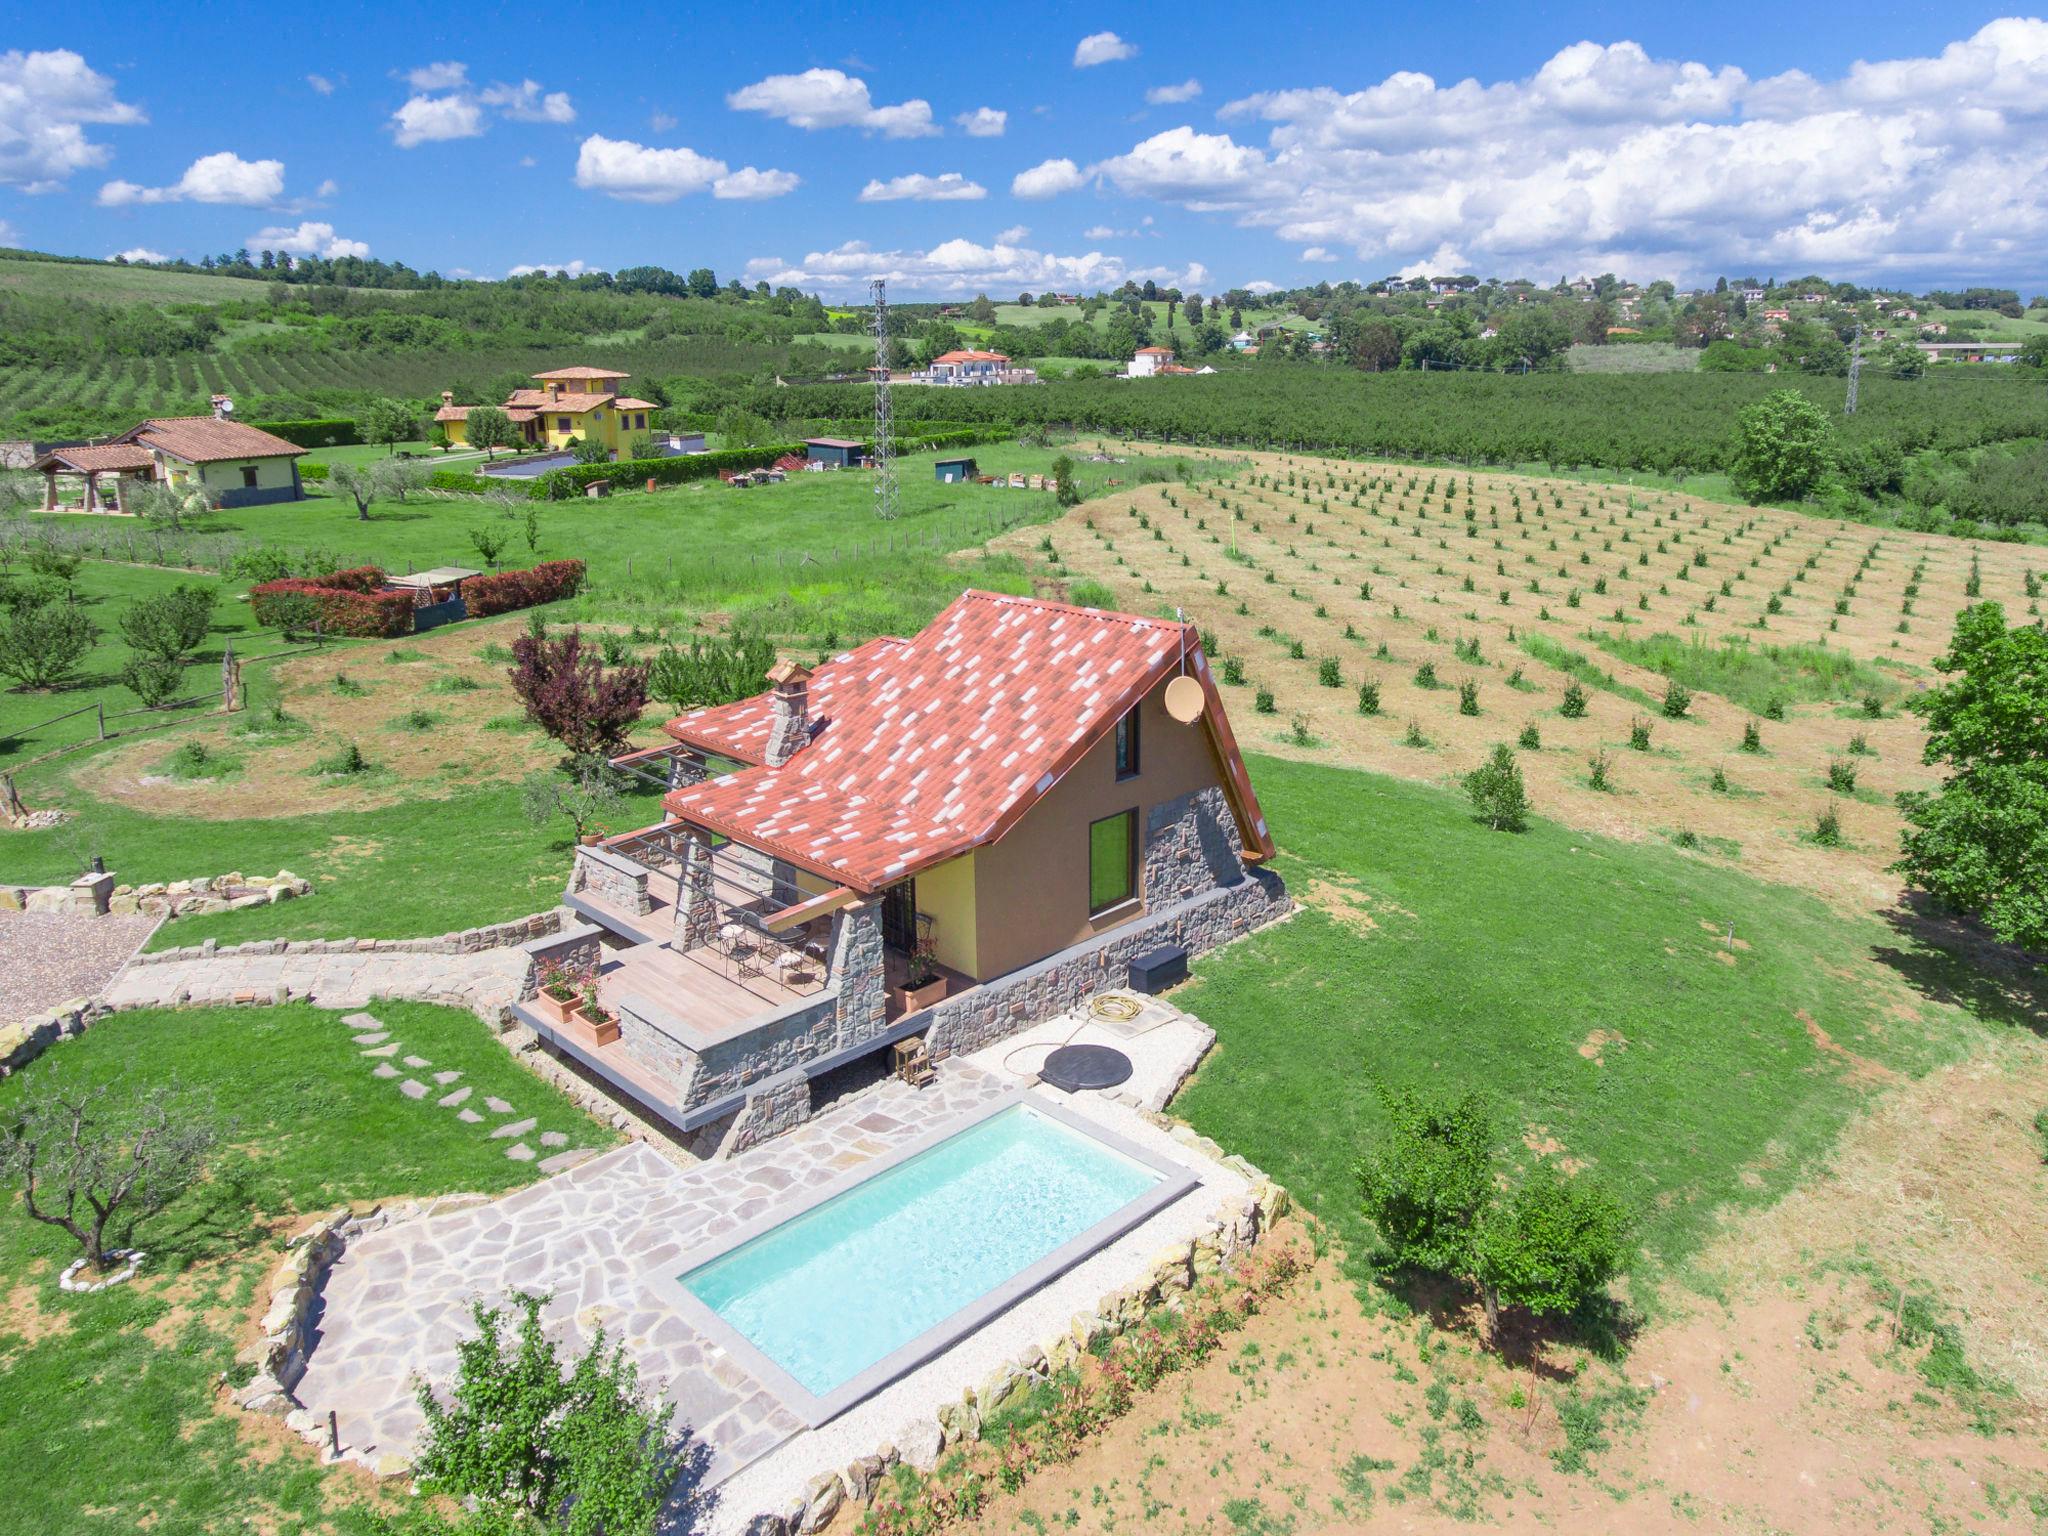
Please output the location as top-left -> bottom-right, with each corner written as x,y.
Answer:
1040,1043 -> 1134,1092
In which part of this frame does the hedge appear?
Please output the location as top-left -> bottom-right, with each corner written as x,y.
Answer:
250,569 -> 412,638
464,559 -> 586,617
250,417 -> 361,448
299,462 -> 330,482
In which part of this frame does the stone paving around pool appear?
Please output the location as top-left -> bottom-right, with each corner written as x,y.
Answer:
294,1065 -> 1013,1493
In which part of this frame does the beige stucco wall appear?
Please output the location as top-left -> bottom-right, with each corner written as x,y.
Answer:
915,852 -> 979,976
170,455 -> 299,492
964,673 -> 1231,981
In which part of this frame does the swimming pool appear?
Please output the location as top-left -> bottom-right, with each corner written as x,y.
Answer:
663,1096 -> 1194,1423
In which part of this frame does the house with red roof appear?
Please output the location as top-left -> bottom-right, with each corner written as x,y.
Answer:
1125,345 -> 1177,378
435,365 -> 659,456
31,403 -> 308,512
520,590 -> 1288,1151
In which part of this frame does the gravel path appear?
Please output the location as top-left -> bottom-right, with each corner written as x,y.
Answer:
0,909 -> 160,1025
102,946 -> 531,1017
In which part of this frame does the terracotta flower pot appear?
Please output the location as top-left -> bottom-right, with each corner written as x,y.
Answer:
569,1002 -> 621,1046
531,989 -> 577,1027
893,976 -> 947,1014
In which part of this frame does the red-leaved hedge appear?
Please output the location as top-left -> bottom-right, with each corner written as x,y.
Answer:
464,559 -> 586,618
249,570 -> 414,638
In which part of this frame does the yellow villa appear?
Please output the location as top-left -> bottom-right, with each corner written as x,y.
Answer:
435,366 -> 659,456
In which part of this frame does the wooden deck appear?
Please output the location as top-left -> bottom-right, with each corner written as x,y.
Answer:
598,935 -> 827,1046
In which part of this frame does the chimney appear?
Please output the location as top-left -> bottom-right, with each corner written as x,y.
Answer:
763,660 -> 812,767
441,390 -> 454,407
209,394 -> 233,419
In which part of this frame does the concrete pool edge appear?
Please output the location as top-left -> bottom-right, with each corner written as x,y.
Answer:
642,1088 -> 1199,1432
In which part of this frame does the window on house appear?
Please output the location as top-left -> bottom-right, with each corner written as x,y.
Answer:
240,465 -> 259,488
558,416 -> 572,431
1087,809 -> 1137,914
1113,705 -> 1140,780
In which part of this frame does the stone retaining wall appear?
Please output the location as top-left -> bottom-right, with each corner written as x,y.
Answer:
925,869 -> 1288,1062
0,873 -> 112,916
134,907 -> 565,965
113,869 -> 313,920
0,997 -> 106,1079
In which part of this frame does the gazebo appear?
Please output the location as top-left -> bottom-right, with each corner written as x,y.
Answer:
30,443 -> 158,513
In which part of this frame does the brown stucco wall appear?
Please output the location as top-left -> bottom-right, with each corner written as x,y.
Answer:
966,671 -> 1236,981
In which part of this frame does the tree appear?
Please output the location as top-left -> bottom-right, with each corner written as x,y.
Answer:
509,627 -> 649,758
715,407 -> 771,449
1728,388 -> 1833,502
469,523 -> 511,567
1462,742 -> 1531,831
466,404 -> 517,461
1894,603 -> 2048,949
128,480 -> 209,531
1050,455 -> 1080,507
1471,1164 -> 1633,1334
119,584 -> 215,705
0,597 -> 96,690
521,757 -> 627,843
0,1080 -> 218,1274
1354,1086 -> 1495,1275
361,397 -> 420,455
685,266 -> 717,298
325,463 -> 379,520
567,434 -> 612,466
414,1289 -> 679,1536
968,292 -> 996,325
648,628 -> 775,712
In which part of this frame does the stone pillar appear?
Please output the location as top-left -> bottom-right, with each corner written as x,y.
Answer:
42,473 -> 57,512
82,472 -> 98,514
112,476 -> 129,515
665,751 -> 706,792
831,898 -> 887,1048
763,660 -> 812,767
677,833 -> 718,951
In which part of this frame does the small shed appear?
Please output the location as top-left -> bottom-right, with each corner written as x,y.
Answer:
387,566 -> 481,631
805,437 -> 865,468
933,456 -> 978,483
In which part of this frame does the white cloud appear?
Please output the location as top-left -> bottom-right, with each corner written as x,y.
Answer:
391,69 -> 576,146
1079,20 -> 2048,285
1010,157 -> 1086,198
391,93 -> 484,147
714,166 -> 801,200
1145,79 -> 1202,105
252,221 -> 370,259
0,49 -> 145,190
316,177 -> 339,197
745,234 -> 1177,298
956,106 -> 1006,137
1083,224 -> 1130,239
99,151 -> 287,207
859,172 -> 986,202
1243,279 -> 1280,294
0,219 -> 18,245
480,79 -> 575,124
1301,245 -> 1338,261
306,73 -> 335,95
650,110 -> 677,132
110,245 -> 166,262
508,259 -> 597,277
726,69 -> 938,137
574,134 -> 723,201
997,224 -> 1030,242
1074,32 -> 1138,68
405,61 -> 469,91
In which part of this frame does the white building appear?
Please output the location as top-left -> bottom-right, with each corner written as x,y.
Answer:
1126,345 -> 1176,377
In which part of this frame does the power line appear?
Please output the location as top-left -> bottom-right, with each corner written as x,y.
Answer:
870,277 -> 899,522
1844,324 -> 1863,415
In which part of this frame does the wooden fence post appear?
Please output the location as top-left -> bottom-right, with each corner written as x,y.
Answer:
96,700 -> 106,740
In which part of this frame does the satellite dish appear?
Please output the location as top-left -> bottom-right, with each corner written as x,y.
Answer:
1164,675 -> 1205,724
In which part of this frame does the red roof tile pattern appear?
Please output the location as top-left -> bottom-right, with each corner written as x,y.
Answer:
433,404 -> 473,422
525,392 -> 617,414
661,591 -> 1273,892
119,417 -> 307,464
613,397 -> 658,411
930,350 -> 1010,364
533,366 -> 629,381
33,443 -> 155,473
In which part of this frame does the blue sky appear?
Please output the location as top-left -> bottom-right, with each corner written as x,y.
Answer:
4,2 -> 2044,297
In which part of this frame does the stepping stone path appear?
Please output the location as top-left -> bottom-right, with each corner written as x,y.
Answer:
337,1012 -> 591,1179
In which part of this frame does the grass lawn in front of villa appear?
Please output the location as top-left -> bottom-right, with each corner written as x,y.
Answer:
0,999 -> 618,1536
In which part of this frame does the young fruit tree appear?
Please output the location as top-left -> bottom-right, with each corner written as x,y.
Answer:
0,596 -> 97,691
1461,742 -> 1531,831
1729,388 -> 1834,502
413,1289 -> 680,1536
520,756 -> 627,844
465,404 -> 518,461
0,1080 -> 219,1275
509,627 -> 649,759
1894,602 -> 2048,950
361,396 -> 420,455
118,583 -> 217,707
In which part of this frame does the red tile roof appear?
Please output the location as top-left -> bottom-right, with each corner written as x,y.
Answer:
613,397 -> 659,411
32,443 -> 155,473
1134,346 -> 1175,355
527,392 -> 616,413
532,366 -> 629,381
117,417 -> 307,464
661,591 -> 1273,892
930,350 -> 1009,364
433,404 -> 473,422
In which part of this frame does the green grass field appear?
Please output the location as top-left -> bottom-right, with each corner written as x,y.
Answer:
0,254 -> 281,305
1172,755 -> 1994,1285
1585,630 -> 1897,715
0,999 -> 616,1534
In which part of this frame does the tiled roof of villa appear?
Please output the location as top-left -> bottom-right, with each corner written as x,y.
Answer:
32,443 -> 156,473
661,591 -> 1273,892
527,392 -> 617,413
613,396 -> 659,410
119,417 -> 307,463
533,366 -> 629,381
433,403 -> 473,422
930,350 -> 1009,364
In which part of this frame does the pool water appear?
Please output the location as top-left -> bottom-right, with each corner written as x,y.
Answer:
680,1104 -> 1163,1396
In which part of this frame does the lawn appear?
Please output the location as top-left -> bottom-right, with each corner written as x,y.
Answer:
1171,755 -> 1992,1282
0,254 -> 277,306
1584,629 -> 1898,715
0,559 -> 274,757
0,999 -> 617,1535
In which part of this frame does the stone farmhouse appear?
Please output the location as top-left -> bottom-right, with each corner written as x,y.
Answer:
520,591 -> 1289,1154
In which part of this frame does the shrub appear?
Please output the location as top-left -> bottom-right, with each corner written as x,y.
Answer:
1660,679 -> 1692,719
118,584 -> 216,666
249,417 -> 360,448
314,741 -> 372,776
250,573 -> 412,638
469,524 -> 511,568
0,598 -> 96,690
1825,759 -> 1858,792
464,560 -> 587,618
648,628 -> 775,712
1318,657 -> 1341,688
1559,681 -> 1588,718
1628,717 -> 1652,751
1253,688 -> 1276,714
1471,1164 -> 1634,1334
1710,764 -> 1730,792
1811,801 -> 1843,846
509,627 -> 650,758
1458,680 -> 1480,716
1354,1087 -> 1495,1274
1356,680 -> 1381,715
1518,723 -> 1540,749
1463,743 -> 1530,832
1414,660 -> 1438,689
122,655 -> 188,708
1587,749 -> 1613,791
1740,720 -> 1763,752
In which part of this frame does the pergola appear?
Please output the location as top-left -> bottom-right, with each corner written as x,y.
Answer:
30,443 -> 157,514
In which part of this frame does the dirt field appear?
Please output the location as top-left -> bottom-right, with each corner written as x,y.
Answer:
994,452 -> 2044,912
71,615 -> 561,818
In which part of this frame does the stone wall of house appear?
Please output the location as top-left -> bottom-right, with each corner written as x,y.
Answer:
137,908 -> 563,966
519,923 -> 604,994
1142,786 -> 1246,909
611,993 -> 703,1093
718,1068 -> 812,1157
683,991 -> 842,1110
925,868 -> 1288,1062
569,845 -> 651,914
833,899 -> 887,1050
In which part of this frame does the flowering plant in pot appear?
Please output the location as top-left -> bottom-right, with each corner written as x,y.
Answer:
892,922 -> 946,1013
569,979 -> 620,1045
532,962 -> 581,1025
